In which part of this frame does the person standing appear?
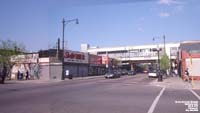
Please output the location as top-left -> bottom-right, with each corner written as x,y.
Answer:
1,66 -> 7,84
17,70 -> 20,80
26,70 -> 29,80
184,68 -> 190,82
20,72 -> 23,80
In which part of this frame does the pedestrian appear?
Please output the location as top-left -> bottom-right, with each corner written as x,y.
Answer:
17,70 -> 20,80
20,72 -> 24,80
184,68 -> 190,82
26,70 -> 29,80
1,65 -> 7,84
174,69 -> 178,77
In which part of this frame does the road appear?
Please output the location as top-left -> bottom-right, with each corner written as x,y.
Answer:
0,74 -> 199,113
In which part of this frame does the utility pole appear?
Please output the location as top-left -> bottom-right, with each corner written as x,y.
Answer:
62,18 -> 65,80
157,49 -> 162,82
163,35 -> 166,54
152,48 -> 162,82
61,18 -> 79,80
153,37 -> 163,82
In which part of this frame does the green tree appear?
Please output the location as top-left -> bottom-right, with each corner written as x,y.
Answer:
0,39 -> 25,68
160,53 -> 170,73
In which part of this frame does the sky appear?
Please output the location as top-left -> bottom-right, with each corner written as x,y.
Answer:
0,0 -> 200,52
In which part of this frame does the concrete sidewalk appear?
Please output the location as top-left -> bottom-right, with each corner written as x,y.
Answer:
0,75 -> 104,94
150,76 -> 200,89
2,75 -> 104,84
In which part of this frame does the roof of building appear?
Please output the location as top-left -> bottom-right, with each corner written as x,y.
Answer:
87,42 -> 180,52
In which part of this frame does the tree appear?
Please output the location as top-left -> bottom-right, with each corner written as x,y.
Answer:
0,40 -> 25,63
0,39 -> 26,77
160,53 -> 170,73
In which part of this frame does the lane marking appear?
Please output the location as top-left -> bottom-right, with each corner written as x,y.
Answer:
147,87 -> 166,113
189,89 -> 200,101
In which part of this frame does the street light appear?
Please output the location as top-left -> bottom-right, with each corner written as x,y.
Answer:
153,35 -> 166,53
153,36 -> 166,82
152,47 -> 162,82
62,18 -> 79,80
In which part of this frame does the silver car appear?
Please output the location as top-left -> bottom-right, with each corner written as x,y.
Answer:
104,72 -> 120,79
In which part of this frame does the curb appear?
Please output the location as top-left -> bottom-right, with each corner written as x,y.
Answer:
3,75 -> 104,84
72,75 -> 103,80
149,77 -> 195,89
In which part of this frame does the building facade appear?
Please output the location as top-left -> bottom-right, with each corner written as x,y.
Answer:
88,54 -> 105,76
179,41 -> 200,80
38,49 -> 89,80
10,53 -> 39,80
64,50 -> 89,77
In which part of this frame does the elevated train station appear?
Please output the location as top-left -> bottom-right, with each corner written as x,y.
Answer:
81,42 -> 180,70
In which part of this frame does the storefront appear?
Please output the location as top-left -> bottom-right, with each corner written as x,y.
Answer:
10,53 -> 39,80
179,41 -> 200,80
64,50 -> 89,77
89,54 -> 105,76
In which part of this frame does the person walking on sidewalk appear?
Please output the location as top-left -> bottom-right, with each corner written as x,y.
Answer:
184,68 -> 190,82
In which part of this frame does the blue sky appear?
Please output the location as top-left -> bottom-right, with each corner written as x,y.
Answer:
0,0 -> 200,52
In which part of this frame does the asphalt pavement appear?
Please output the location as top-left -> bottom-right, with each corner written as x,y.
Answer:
0,74 -> 200,113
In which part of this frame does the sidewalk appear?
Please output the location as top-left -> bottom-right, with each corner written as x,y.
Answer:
0,75 -> 104,93
2,75 -> 104,84
150,76 -> 200,90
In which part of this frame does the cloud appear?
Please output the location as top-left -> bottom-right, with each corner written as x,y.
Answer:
158,0 -> 183,5
159,12 -> 170,18
157,0 -> 185,18
140,17 -> 145,21
174,5 -> 184,12
137,27 -> 144,32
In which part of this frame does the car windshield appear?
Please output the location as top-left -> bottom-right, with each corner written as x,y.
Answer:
149,69 -> 157,73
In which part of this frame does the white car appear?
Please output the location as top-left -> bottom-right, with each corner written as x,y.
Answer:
148,70 -> 158,78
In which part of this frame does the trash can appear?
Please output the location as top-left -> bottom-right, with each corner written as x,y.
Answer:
68,74 -> 73,79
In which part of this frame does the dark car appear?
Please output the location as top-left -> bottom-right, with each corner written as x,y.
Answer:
128,70 -> 136,76
121,69 -> 128,75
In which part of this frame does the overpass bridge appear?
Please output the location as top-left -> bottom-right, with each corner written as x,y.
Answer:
81,42 -> 180,64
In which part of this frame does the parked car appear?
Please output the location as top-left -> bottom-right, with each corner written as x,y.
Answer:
121,69 -> 128,75
148,69 -> 157,78
104,72 -> 120,79
114,70 -> 122,76
143,70 -> 148,74
128,70 -> 136,76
